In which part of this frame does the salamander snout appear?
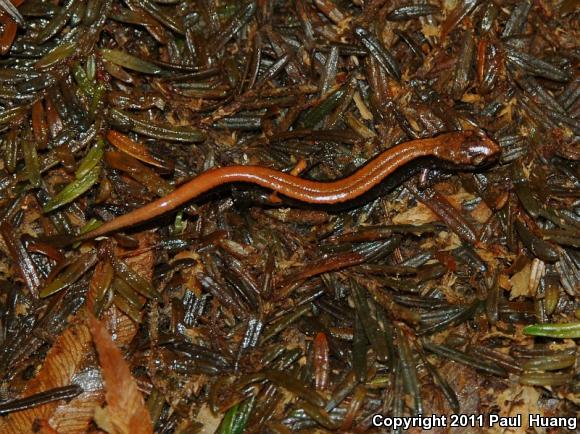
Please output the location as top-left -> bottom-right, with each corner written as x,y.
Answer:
465,131 -> 501,166
437,131 -> 501,168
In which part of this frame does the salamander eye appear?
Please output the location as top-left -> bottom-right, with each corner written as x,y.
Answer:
463,137 -> 500,166
471,153 -> 488,166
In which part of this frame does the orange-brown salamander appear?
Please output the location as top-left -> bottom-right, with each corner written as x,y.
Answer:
76,130 -> 500,241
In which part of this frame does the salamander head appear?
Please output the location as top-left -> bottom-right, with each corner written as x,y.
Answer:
434,130 -> 501,168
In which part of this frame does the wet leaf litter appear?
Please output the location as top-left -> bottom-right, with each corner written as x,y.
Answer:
0,0 -> 577,433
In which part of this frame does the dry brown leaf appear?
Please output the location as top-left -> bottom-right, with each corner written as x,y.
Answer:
101,231 -> 158,345
93,405 -> 115,433
196,404 -> 224,434
470,200 -> 493,224
84,233 -> 156,433
392,192 -> 479,226
0,230 -> 157,434
499,97 -> 517,123
50,390 -> 105,434
499,273 -> 511,290
491,385 -> 541,434
88,313 -> 153,434
52,233 -> 158,434
105,232 -> 157,343
35,419 -> 60,434
120,232 -> 156,282
475,246 -> 513,270
435,230 -> 462,251
422,23 -> 441,38
0,318 -> 92,434
509,262 -> 532,299
392,201 -> 437,225
461,93 -> 482,103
